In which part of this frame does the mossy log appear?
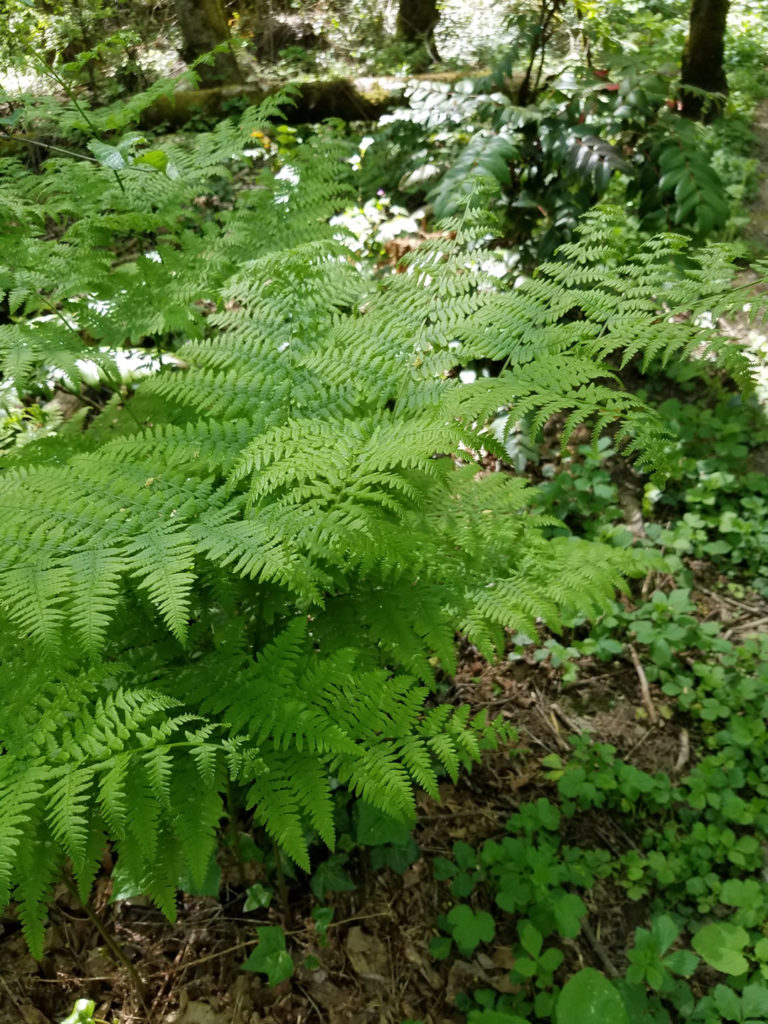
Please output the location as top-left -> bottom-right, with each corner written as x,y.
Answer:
138,71 -> 482,128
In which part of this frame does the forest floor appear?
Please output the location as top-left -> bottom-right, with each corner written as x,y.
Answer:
3,101 -> 768,1024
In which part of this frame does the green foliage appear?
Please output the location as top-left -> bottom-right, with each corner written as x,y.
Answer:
444,904 -> 496,956
59,1000 -> 106,1024
557,968 -> 628,1024
692,923 -> 751,977
360,0 -> 768,261
626,916 -> 699,991
427,389 -> 768,1021
0,67 -> 762,963
241,925 -> 295,986
644,392 -> 768,594
370,35 -> 765,257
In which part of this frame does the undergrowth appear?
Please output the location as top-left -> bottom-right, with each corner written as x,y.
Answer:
419,371 -> 768,1024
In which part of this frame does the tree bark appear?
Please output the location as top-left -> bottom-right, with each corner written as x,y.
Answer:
396,0 -> 440,64
173,0 -> 243,87
680,0 -> 730,120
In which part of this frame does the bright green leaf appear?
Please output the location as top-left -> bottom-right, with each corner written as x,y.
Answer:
556,968 -> 628,1024
692,923 -> 750,976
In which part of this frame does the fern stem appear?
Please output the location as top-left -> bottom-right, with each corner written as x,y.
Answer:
118,394 -> 144,429
64,876 -> 151,1016
15,40 -> 126,193
271,840 -> 293,930
1,133 -> 100,164
226,780 -> 247,890
32,289 -> 81,338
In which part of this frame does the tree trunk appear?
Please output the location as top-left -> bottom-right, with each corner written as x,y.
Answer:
174,0 -> 243,86
396,0 -> 440,64
680,0 -> 730,120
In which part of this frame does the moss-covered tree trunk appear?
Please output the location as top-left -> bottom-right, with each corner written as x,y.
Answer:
680,0 -> 730,120
174,0 -> 243,86
396,0 -> 440,67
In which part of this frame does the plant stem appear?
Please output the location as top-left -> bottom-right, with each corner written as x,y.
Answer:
271,840 -> 293,930
226,779 -> 247,889
64,876 -> 151,1018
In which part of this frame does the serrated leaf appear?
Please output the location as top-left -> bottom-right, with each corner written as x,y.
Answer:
651,914 -> 678,954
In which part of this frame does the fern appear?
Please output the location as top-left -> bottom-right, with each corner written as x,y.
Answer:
0,94 -> 761,955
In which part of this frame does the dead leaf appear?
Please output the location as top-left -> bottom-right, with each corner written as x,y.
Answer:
491,946 -> 517,970
446,958 -> 490,1001
171,999 -> 230,1024
308,978 -> 347,1010
18,1006 -> 49,1024
345,926 -> 387,980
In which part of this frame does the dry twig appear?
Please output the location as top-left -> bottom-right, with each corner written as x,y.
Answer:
628,644 -> 658,724
580,917 -> 620,979
673,728 -> 690,775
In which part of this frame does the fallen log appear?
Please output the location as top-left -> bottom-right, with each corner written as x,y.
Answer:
138,71 -> 485,128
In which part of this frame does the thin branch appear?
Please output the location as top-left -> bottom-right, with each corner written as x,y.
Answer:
581,917 -> 620,979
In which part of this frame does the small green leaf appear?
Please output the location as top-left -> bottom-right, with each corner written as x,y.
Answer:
243,882 -> 273,911
468,1011 -> 529,1024
429,935 -> 453,960
720,878 -> 762,908
743,982 -> 768,1018
433,856 -> 458,881
556,968 -> 628,1024
451,871 -> 477,899
134,149 -> 169,173
540,946 -> 565,972
312,905 -> 334,939
515,956 -> 539,978
453,841 -> 478,869
310,854 -> 355,899
60,1000 -> 97,1024
241,926 -> 294,986
88,139 -> 128,171
553,891 -> 587,938
651,915 -> 678,954
446,904 -> 495,955
663,949 -> 699,977
519,920 -> 543,959
356,800 -> 411,846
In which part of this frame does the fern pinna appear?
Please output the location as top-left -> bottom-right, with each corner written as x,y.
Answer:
0,96 -> 757,954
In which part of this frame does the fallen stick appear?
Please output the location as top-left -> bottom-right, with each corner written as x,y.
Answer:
673,727 -> 690,775
628,644 -> 658,724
